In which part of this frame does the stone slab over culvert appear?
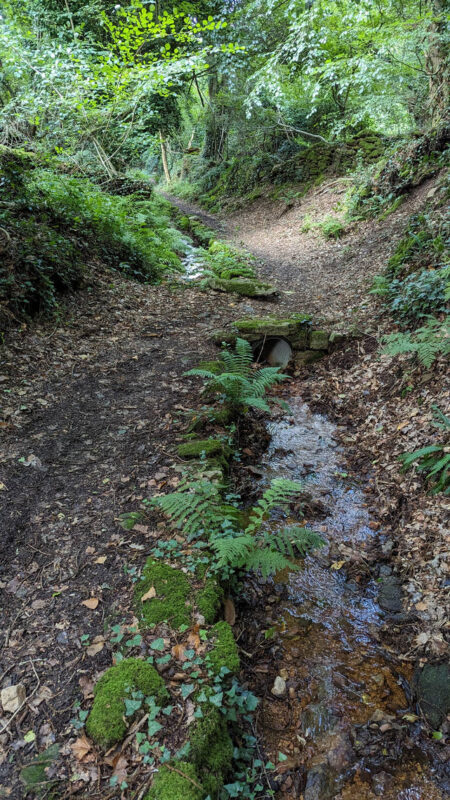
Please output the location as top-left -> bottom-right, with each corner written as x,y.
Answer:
211,315 -> 347,366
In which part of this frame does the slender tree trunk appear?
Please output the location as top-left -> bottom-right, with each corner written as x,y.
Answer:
427,0 -> 449,125
203,71 -> 228,162
159,130 -> 171,183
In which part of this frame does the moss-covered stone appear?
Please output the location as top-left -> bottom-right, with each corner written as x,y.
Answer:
136,559 -> 192,629
196,577 -> 224,624
294,350 -> 326,366
310,330 -> 329,350
207,276 -> 278,298
207,621 -> 240,676
177,438 -> 227,460
190,706 -> 233,795
86,658 -> 168,748
145,761 -> 205,800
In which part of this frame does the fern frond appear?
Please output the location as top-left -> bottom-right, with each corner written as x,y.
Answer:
244,396 -> 272,413
151,480 -> 227,539
246,478 -> 303,534
259,526 -> 325,558
210,534 -> 254,568
245,548 -> 295,578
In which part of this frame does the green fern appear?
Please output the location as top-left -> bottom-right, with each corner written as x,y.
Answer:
185,337 -> 287,414
246,478 -> 303,534
382,318 -> 450,367
258,526 -> 325,558
399,405 -> 450,494
149,479 -> 238,539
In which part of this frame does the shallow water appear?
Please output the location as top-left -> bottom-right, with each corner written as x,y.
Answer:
181,244 -> 206,281
258,397 -> 444,800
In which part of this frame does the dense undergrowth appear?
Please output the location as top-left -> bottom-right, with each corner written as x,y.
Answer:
0,147 -> 185,329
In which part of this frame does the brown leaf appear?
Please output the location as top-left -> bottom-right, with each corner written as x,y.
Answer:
79,675 -> 95,699
86,640 -> 104,657
112,755 -> 128,784
133,524 -> 149,534
172,643 -> 186,661
82,598 -> 99,610
72,735 -> 92,762
224,597 -> 236,626
141,586 -> 157,602
187,631 -> 201,651
94,556 -> 107,564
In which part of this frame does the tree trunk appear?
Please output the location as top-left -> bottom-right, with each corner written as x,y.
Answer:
427,0 -> 449,125
159,130 -> 171,183
203,72 -> 227,162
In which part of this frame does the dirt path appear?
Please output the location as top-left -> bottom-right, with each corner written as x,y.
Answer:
1,180 -> 447,797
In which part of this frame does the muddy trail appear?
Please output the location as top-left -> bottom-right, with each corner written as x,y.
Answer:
0,184 -> 448,798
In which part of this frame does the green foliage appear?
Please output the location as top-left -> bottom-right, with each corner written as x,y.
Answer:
382,317 -> 450,367
196,577 -> 224,624
86,658 -> 168,748
144,761 -> 205,800
399,406 -> 450,495
0,149 -> 182,321
207,622 -> 240,676
186,337 -> 287,414
152,472 -> 324,580
136,559 -> 192,629
190,705 -> 233,796
387,268 -> 449,320
318,216 -> 346,239
204,240 -> 256,281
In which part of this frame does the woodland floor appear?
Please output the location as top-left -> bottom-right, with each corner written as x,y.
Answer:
0,178 -> 448,798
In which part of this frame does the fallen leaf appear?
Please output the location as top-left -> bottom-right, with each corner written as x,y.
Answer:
224,597 -> 236,626
187,631 -> 201,651
415,601 -> 428,611
112,755 -> 128,783
81,598 -> 99,610
172,643 -> 186,661
331,560 -> 345,570
133,524 -> 149,534
86,641 -> 104,657
72,735 -> 92,762
141,586 -> 157,602
94,556 -> 107,564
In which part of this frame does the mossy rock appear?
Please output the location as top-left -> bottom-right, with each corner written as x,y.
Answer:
310,330 -> 329,350
207,277 -> 278,298
294,350 -> 326,366
86,658 -> 168,748
145,761 -> 205,800
190,705 -> 233,796
177,438 -> 227,460
20,744 -> 60,796
207,621 -> 240,676
231,314 -> 311,343
218,266 -> 255,280
136,559 -> 193,629
196,576 -> 224,624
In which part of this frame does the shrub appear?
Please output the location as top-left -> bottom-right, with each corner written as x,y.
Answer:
0,147 -> 183,322
319,216 -> 346,239
382,317 -> 450,367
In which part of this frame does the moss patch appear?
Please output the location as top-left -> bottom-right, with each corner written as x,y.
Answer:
86,658 -> 168,748
207,621 -> 240,676
145,761 -> 205,800
136,559 -> 192,629
190,706 -> 233,795
208,277 -> 278,298
196,577 -> 224,624
178,438 -> 226,460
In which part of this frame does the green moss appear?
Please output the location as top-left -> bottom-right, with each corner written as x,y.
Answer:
207,621 -> 240,676
177,438 -> 226,460
145,761 -> 205,800
378,194 -> 406,220
233,314 -> 311,339
136,559 -> 192,629
309,330 -> 329,350
196,577 -> 224,624
207,277 -> 278,298
86,658 -> 168,748
196,360 -> 224,375
190,706 -> 233,795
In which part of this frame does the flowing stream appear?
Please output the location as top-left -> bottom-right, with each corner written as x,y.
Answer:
255,396 -> 445,800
